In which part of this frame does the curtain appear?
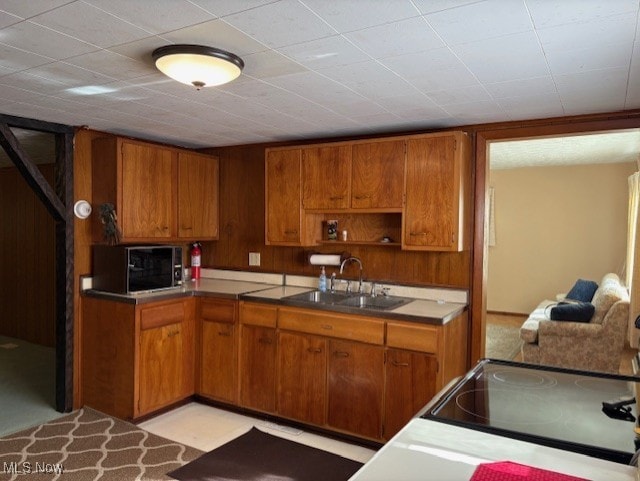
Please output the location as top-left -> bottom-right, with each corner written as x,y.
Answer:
627,172 -> 640,347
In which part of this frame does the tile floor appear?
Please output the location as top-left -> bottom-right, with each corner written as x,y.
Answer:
139,402 -> 376,463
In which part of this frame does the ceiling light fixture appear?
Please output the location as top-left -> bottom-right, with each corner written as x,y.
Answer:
152,44 -> 244,90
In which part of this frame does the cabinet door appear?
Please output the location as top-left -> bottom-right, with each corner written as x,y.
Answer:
403,133 -> 465,251
302,145 -> 351,210
139,322 -> 184,415
239,325 -> 277,412
178,151 -> 219,239
384,349 -> 438,440
121,141 -> 175,239
351,140 -> 404,210
278,331 -> 326,425
328,340 -> 384,439
200,320 -> 237,403
266,149 -> 303,245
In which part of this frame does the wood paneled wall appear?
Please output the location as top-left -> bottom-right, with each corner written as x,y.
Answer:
0,163 -> 55,346
203,144 -> 471,288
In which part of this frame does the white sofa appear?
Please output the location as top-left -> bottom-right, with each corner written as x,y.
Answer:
520,273 -> 629,374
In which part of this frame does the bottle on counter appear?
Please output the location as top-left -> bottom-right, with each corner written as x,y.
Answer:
319,266 -> 327,292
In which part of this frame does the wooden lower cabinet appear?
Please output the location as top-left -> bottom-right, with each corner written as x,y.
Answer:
277,331 -> 327,425
383,349 -> 438,440
81,296 -> 195,420
198,298 -> 238,404
328,340 -> 384,439
239,325 -> 277,412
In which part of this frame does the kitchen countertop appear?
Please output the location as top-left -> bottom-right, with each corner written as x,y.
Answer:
84,277 -> 467,325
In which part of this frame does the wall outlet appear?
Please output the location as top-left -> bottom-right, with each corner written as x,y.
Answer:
249,252 -> 261,266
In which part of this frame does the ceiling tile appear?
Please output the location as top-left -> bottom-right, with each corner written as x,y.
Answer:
161,19 -> 268,56
427,85 -> 492,106
83,0 -> 215,35
279,35 -> 370,70
319,60 -> 414,99
554,67 -> 628,96
537,13 -> 636,52
0,0 -> 75,19
66,49 -> 156,80
30,2 -> 151,48
526,0 -> 639,28
300,0 -> 420,32
452,31 -> 549,83
344,17 -> 444,59
223,0 -> 336,49
0,20 -> 98,59
0,43 -> 54,72
0,10 -> 22,28
425,0 -> 533,45
413,0 -> 485,15
241,49 -> 308,79
188,0 -> 279,17
496,93 -> 564,115
267,71 -> 365,106
23,61 -> 116,89
545,43 -> 633,76
484,76 -> 557,99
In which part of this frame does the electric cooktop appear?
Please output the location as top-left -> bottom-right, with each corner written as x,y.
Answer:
422,359 -> 639,464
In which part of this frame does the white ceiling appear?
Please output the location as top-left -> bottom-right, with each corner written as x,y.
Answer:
0,0 -> 639,150
490,129 -> 640,169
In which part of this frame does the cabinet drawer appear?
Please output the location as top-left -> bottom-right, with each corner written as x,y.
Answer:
240,302 -> 277,328
279,307 -> 384,345
200,298 -> 236,324
386,322 -> 438,353
140,301 -> 185,330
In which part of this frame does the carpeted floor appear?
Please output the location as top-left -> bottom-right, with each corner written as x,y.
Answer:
0,335 -> 63,437
0,407 -> 203,480
485,323 -> 523,360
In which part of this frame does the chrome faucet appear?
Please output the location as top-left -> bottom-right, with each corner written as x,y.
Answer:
339,256 -> 364,294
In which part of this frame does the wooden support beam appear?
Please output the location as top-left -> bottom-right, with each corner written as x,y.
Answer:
0,122 -> 66,222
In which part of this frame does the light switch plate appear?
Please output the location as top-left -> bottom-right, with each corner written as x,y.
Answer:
249,252 -> 261,266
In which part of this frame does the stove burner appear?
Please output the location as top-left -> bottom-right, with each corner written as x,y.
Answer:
455,389 -> 564,425
492,369 -> 557,389
575,378 -> 632,397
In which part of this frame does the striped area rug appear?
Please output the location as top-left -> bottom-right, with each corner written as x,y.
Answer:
0,407 -> 203,480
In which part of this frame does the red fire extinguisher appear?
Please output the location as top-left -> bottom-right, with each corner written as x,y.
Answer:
190,242 -> 201,280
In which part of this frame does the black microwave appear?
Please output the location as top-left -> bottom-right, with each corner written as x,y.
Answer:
92,245 -> 183,294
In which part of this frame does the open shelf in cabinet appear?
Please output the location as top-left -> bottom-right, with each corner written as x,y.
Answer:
317,213 -> 401,247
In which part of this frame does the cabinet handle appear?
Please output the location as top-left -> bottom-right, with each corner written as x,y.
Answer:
334,351 -> 349,358
329,196 -> 344,201
409,232 -> 428,236
307,347 -> 322,353
321,324 -> 333,330
181,226 -> 193,230
167,329 -> 180,337
354,195 -> 371,200
392,361 -> 410,367
218,331 -> 231,337
284,229 -> 298,235
258,337 -> 273,344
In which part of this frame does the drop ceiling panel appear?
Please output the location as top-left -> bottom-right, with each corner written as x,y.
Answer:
525,0 -> 638,28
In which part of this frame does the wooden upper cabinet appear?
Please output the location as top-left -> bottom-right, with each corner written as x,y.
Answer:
178,151 -> 219,240
265,149 -> 320,246
302,145 -> 351,210
119,140 -> 175,240
351,140 -> 404,210
402,132 -> 469,251
92,136 -> 218,242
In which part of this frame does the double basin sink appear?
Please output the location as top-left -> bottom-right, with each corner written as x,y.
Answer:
284,289 -> 412,311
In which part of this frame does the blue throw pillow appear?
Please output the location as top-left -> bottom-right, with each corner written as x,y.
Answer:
565,279 -> 598,302
550,302 -> 595,322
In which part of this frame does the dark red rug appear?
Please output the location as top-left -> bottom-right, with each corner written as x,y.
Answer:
169,427 -> 363,481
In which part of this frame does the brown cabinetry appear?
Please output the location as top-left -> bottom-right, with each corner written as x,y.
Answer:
178,151 -> 219,239
239,302 -> 278,413
198,298 -> 237,404
277,331 -> 327,425
302,145 -> 351,210
265,148 -> 321,246
81,296 -> 195,420
351,140 -> 404,210
328,340 -> 384,439
92,136 -> 219,242
383,349 -> 437,440
403,132 -> 469,251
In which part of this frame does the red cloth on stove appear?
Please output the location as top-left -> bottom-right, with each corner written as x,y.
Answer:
470,461 -> 589,481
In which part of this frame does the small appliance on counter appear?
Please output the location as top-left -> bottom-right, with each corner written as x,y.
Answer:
422,359 -> 639,464
92,244 -> 183,294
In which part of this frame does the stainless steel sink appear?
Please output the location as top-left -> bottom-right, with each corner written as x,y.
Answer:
338,295 -> 411,310
285,290 -> 349,304
284,290 -> 411,311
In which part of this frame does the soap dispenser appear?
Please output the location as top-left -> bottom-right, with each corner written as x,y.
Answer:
319,266 -> 327,292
